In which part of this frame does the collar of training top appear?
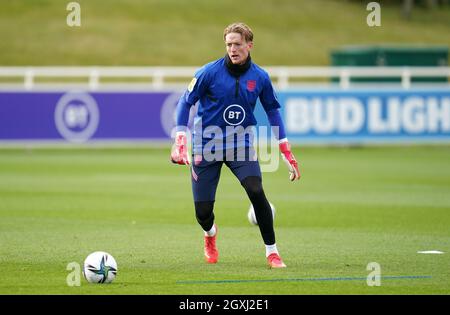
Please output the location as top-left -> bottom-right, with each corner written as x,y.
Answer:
224,54 -> 252,77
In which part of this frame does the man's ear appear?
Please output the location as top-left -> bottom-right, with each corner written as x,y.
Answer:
247,41 -> 253,50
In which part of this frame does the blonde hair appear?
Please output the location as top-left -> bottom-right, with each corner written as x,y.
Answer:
223,22 -> 253,43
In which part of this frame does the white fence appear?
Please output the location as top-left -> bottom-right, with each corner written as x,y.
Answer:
0,66 -> 449,91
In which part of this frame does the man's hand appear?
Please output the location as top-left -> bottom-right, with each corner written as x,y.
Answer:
279,140 -> 300,181
171,132 -> 191,165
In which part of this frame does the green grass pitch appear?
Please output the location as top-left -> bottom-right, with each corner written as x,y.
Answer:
0,146 -> 449,294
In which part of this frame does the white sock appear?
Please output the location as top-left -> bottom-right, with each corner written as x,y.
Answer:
265,243 -> 279,257
204,224 -> 216,237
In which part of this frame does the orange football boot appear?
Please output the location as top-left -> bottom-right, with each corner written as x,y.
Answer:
204,224 -> 218,264
267,253 -> 286,268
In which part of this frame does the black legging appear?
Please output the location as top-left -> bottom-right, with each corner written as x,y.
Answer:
194,176 -> 275,245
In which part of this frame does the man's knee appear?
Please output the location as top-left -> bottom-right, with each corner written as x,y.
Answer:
241,176 -> 264,197
195,201 -> 215,221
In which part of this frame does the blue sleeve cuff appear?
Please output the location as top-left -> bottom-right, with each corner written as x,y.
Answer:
266,109 -> 287,140
175,91 -> 192,131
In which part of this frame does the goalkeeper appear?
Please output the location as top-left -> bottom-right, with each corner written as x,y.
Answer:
171,22 -> 300,268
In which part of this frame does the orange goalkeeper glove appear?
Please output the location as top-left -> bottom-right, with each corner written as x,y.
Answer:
170,132 -> 191,165
279,140 -> 300,181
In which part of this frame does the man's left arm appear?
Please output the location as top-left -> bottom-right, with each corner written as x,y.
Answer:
260,75 -> 300,181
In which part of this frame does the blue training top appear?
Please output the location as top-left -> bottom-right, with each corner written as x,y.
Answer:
176,57 -> 286,154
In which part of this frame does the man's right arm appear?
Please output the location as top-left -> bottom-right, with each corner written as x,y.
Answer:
171,68 -> 209,165
170,91 -> 194,165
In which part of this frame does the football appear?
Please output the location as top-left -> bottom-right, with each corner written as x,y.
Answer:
83,251 -> 118,284
248,202 -> 276,225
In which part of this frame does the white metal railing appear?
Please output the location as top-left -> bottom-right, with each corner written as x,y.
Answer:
0,66 -> 449,90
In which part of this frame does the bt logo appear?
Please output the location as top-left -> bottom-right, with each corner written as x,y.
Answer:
54,92 -> 100,143
64,104 -> 89,129
223,104 -> 246,126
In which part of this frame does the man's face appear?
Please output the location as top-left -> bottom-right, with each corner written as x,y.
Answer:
225,32 -> 253,65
